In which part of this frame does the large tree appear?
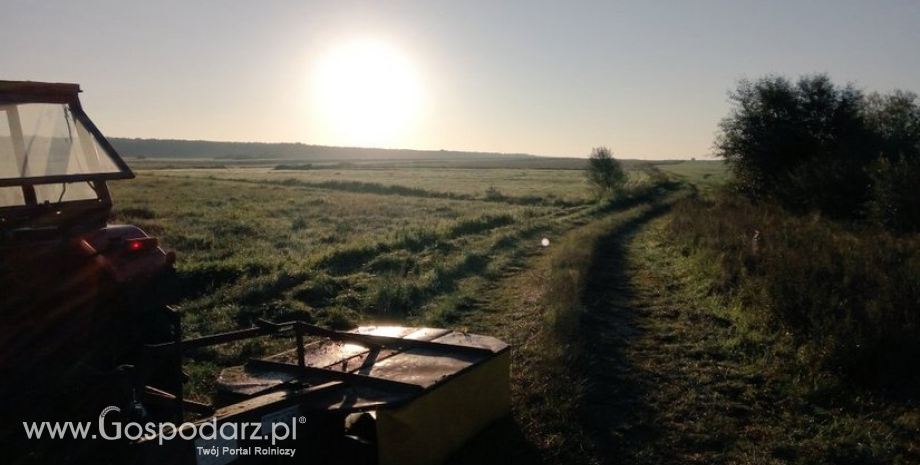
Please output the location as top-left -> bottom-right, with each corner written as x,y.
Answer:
716,74 -> 920,229
715,74 -> 871,215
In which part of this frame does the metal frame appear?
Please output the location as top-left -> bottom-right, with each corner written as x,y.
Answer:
141,319 -> 498,422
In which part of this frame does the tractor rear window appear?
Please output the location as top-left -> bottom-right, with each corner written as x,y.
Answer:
0,103 -> 124,181
0,186 -> 23,207
34,182 -> 98,203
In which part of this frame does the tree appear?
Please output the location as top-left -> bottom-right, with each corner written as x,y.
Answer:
866,155 -> 920,231
715,74 -> 871,216
863,90 -> 920,232
586,146 -> 626,197
715,73 -> 920,229
863,89 -> 920,161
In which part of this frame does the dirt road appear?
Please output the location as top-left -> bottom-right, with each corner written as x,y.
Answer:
449,194 -> 789,464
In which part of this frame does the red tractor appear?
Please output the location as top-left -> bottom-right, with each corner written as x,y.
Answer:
0,81 -> 177,368
0,81 -> 178,461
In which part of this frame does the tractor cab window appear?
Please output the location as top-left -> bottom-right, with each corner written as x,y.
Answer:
34,182 -> 99,204
0,186 -> 23,207
0,103 -> 124,180
1,99 -> 131,216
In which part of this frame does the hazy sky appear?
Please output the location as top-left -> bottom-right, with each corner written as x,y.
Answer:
4,1 -> 919,159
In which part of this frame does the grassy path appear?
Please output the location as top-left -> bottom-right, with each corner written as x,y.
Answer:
576,213 -> 769,464
446,195 -> 680,464
448,191 -> 789,464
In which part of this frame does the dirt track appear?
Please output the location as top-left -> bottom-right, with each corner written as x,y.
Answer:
449,195 -> 788,465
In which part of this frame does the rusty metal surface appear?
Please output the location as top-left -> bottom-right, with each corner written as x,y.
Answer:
216,326 -> 509,411
430,330 -> 510,352
360,347 -> 480,388
216,365 -> 299,396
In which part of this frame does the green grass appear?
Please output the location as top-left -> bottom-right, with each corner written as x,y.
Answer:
669,192 -> 920,392
106,158 -> 920,464
662,195 -> 920,464
651,160 -> 728,188
112,175 -> 547,329
107,163 -> 639,402
143,166 -> 645,204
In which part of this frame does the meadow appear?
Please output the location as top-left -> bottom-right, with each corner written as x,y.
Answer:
149,166 -> 597,204
106,158 -> 920,464
110,165 -> 620,333
109,161 -> 654,395
652,159 -> 727,188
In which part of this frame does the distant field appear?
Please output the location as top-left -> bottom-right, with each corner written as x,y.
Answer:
650,160 -> 727,186
126,155 -> 648,171
144,167 -> 605,203
138,162 -> 651,205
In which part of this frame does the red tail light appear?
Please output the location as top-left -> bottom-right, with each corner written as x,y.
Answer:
125,237 -> 159,252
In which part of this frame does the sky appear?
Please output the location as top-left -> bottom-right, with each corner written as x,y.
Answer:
4,1 -> 919,159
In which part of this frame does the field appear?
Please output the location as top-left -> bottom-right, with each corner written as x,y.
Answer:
110,164 -> 622,334
144,166 -> 598,204
109,161 -> 651,397
107,158 -> 920,464
652,159 -> 728,188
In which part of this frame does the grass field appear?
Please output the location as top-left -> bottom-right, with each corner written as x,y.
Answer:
106,157 -> 918,464
651,159 -> 728,187
147,166 -> 600,204
109,161 -> 637,398
110,167 -> 613,330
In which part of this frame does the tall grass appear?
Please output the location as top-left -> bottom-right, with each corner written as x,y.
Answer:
670,193 -> 920,392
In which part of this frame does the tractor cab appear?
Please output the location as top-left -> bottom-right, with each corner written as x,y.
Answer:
0,81 -> 176,373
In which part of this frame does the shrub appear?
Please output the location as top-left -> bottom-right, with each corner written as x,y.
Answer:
586,147 -> 627,198
484,186 -> 505,201
866,155 -> 920,233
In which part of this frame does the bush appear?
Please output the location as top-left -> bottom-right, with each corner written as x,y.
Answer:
863,90 -> 920,160
585,146 -> 627,198
715,74 -> 871,215
866,155 -> 920,232
716,75 -> 920,226
484,186 -> 505,201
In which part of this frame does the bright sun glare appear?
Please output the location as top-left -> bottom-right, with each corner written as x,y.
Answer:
312,40 -> 423,148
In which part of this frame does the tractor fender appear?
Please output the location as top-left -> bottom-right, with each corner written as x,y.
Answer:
83,225 -> 176,285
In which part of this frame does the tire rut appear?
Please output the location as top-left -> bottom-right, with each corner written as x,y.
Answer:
578,212 -> 765,464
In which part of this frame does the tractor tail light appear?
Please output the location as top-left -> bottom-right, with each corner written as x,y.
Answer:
126,237 -> 159,252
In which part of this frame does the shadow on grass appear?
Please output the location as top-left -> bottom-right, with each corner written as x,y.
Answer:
445,416 -> 544,465
576,198 -> 675,464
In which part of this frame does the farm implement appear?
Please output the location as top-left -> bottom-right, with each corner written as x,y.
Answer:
137,319 -> 509,465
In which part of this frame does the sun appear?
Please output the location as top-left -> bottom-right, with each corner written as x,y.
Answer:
311,40 -> 423,148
